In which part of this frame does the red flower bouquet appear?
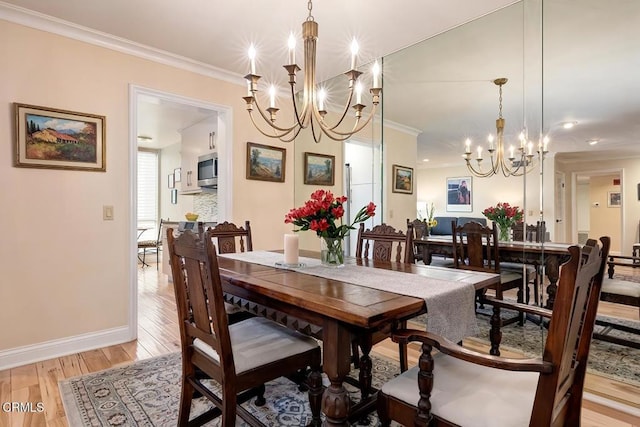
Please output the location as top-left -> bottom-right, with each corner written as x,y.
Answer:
482,202 -> 524,240
284,189 -> 376,239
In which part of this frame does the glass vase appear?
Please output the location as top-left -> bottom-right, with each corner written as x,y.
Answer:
498,224 -> 511,242
320,237 -> 345,267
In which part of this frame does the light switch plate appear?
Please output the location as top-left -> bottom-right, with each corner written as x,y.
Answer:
103,205 -> 114,220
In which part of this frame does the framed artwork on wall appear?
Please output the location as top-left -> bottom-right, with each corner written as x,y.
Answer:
173,167 -> 182,182
14,103 -> 106,171
304,152 -> 335,186
608,191 -> 621,207
392,164 -> 413,194
446,176 -> 472,212
246,142 -> 286,182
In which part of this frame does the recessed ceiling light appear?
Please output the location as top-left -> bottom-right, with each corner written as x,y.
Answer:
588,139 -> 599,145
423,158 -> 429,162
562,121 -> 578,129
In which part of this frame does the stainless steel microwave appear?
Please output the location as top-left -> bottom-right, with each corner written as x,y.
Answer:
197,153 -> 218,187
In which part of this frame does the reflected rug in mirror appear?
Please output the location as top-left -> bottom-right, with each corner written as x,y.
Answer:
59,352 -> 397,427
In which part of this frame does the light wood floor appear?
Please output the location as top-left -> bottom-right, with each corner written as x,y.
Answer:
0,261 -> 639,426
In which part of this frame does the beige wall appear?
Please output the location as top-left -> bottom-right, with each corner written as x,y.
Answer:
382,126 -> 418,231
588,175 -> 622,252
0,20 -> 294,363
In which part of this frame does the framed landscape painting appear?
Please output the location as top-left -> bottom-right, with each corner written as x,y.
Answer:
246,142 -> 286,182
14,103 -> 106,171
304,152 -> 335,186
392,164 -> 413,194
446,176 -> 472,212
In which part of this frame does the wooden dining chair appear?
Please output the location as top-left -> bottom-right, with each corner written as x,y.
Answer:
407,218 -> 428,263
356,222 -> 415,264
167,228 -> 323,427
451,220 -> 526,325
377,237 -> 610,427
205,220 -> 253,253
355,222 -> 415,371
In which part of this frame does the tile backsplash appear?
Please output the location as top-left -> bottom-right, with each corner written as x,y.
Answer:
193,191 -> 217,222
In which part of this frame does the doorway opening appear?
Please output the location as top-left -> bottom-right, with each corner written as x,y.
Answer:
129,85 -> 233,336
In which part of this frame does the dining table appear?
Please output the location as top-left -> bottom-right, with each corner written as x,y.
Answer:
215,250 -> 501,426
414,235 -> 573,309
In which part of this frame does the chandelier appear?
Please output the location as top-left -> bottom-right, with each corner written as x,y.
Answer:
242,0 -> 381,143
463,78 -> 549,177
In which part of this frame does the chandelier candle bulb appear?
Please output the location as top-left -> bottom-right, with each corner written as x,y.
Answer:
269,85 -> 276,108
477,145 -> 483,159
372,60 -> 380,88
288,32 -> 296,65
350,39 -> 359,70
488,134 -> 494,150
318,89 -> 326,111
248,44 -> 256,74
465,138 -> 471,153
509,145 -> 515,159
284,234 -> 299,265
355,82 -> 363,104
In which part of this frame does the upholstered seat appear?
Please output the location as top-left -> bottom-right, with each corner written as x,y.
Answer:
381,356 -> 539,427
193,317 -> 319,374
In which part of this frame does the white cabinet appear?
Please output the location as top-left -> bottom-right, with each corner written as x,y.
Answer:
180,118 -> 217,193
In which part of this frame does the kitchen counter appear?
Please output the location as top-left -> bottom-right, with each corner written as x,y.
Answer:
161,220 -> 218,279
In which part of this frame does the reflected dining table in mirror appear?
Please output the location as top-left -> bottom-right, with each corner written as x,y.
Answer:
414,235 -> 572,309
215,250 -> 500,426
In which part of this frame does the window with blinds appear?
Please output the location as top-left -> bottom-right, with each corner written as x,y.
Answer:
137,150 -> 159,240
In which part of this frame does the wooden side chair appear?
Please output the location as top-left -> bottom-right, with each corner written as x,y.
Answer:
451,220 -> 526,325
205,220 -> 253,254
137,219 -> 163,269
377,237 -> 610,427
167,228 -> 323,426
356,222 -> 415,264
407,218 -> 428,263
355,222 -> 415,372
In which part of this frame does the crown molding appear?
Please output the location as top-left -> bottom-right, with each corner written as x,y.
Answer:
0,1 -> 246,86
383,118 -> 421,137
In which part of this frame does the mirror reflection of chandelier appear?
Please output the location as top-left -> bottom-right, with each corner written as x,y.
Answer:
242,0 -> 382,143
463,78 -> 549,177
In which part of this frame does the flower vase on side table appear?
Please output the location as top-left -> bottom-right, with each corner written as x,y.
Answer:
320,237 -> 345,267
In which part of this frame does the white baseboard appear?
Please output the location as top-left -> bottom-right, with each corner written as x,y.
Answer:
0,326 -> 135,370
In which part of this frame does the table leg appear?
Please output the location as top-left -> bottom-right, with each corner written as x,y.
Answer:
544,255 -> 561,309
321,320 -> 352,427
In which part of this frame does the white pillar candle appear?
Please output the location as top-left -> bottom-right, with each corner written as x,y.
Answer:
284,234 -> 299,265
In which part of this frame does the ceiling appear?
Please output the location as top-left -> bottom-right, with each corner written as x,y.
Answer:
2,0 -> 639,164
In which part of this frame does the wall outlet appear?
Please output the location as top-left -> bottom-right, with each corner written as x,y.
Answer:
103,205 -> 114,220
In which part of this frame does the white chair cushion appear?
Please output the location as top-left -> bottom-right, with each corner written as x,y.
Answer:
192,317 -> 318,374
500,262 -> 537,280
602,279 -> 640,298
381,352 -> 539,427
499,270 -> 523,284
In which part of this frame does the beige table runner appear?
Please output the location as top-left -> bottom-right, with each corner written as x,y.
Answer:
219,251 -> 491,343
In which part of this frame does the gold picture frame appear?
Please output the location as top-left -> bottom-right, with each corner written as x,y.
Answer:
246,142 -> 286,182
392,164 -> 413,194
304,152 -> 335,186
14,103 -> 106,171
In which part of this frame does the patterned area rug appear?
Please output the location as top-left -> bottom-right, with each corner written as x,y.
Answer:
59,352 -> 400,426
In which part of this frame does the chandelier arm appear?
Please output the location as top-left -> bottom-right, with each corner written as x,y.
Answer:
314,103 -> 378,138
289,82 -> 309,129
465,160 -> 497,178
247,111 -> 297,140
323,86 -> 357,132
252,95 -> 303,134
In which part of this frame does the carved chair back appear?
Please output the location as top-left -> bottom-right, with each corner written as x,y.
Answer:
451,220 -> 500,273
355,223 -> 414,264
205,220 -> 253,254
